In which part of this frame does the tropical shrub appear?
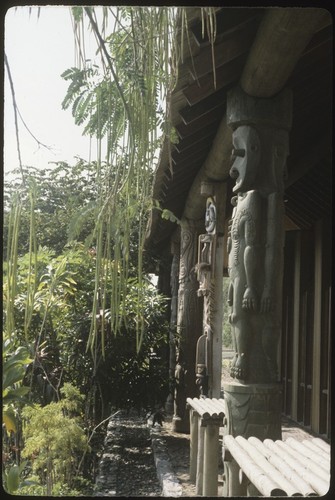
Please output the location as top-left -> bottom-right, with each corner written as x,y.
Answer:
20,383 -> 89,496
95,277 -> 170,413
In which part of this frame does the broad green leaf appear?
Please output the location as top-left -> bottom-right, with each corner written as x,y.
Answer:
3,407 -> 17,433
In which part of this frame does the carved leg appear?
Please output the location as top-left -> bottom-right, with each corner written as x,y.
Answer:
231,318 -> 249,380
234,352 -> 247,380
230,352 -> 238,377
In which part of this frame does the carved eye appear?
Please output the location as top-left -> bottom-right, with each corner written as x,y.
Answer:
231,147 -> 245,159
229,166 -> 239,179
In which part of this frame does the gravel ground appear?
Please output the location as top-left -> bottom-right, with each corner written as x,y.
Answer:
94,410 -> 161,497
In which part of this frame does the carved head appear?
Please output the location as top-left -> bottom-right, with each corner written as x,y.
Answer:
230,125 -> 260,193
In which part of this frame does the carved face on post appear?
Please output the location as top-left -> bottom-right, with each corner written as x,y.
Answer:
230,125 -> 260,193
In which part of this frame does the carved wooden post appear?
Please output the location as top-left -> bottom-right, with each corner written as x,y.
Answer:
196,182 -> 226,398
222,85 -> 292,493
172,219 -> 203,433
226,85 -> 292,386
165,233 -> 180,414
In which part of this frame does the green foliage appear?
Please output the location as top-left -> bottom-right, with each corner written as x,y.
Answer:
2,461 -> 39,495
60,6 -> 182,353
3,342 -> 32,408
3,162 -> 99,256
3,6 -> 221,496
21,383 -> 89,496
96,278 -> 170,412
2,336 -> 34,495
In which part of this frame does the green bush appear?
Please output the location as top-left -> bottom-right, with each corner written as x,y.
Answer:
21,383 -> 89,496
96,278 -> 170,413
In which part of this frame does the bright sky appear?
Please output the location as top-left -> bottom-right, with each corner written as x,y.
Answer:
4,6 -> 101,177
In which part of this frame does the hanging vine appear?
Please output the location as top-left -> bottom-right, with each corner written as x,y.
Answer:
61,6 -> 219,355
4,6 -> 218,358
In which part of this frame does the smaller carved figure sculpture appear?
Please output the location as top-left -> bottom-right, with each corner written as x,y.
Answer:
195,197 -> 217,396
195,333 -> 209,396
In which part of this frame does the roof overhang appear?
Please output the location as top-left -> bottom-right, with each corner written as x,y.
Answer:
145,7 -> 332,259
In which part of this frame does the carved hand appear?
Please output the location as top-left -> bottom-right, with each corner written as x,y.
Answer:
242,286 -> 258,311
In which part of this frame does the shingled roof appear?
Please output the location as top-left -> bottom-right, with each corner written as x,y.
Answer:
145,7 -> 332,258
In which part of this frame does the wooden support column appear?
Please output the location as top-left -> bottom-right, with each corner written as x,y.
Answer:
173,218 -> 203,433
203,423 -> 220,496
165,233 -> 180,413
196,421 -> 205,494
189,408 -> 198,483
311,220 -> 322,433
291,231 -> 301,421
211,232 -> 224,397
196,181 -> 226,398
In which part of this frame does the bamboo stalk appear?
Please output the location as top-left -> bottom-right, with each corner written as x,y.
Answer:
286,438 -> 330,470
224,435 -> 286,497
208,398 -> 226,414
236,435 -> 300,497
266,440 -> 329,496
197,399 -> 221,419
248,437 -> 316,497
186,398 -> 210,419
301,439 -> 330,462
311,438 -> 330,454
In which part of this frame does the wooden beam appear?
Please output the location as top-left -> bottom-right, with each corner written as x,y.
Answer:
190,9 -> 262,46
188,16 -> 259,81
174,123 -> 218,153
183,117 -> 232,220
183,53 -> 247,106
180,86 -> 228,125
175,103 -> 226,139
240,8 -> 332,97
172,140 -> 211,164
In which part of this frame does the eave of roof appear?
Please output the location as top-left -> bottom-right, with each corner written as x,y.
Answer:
145,7 -> 332,258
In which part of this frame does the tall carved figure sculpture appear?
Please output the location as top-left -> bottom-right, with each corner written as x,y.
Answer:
226,86 -> 292,384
